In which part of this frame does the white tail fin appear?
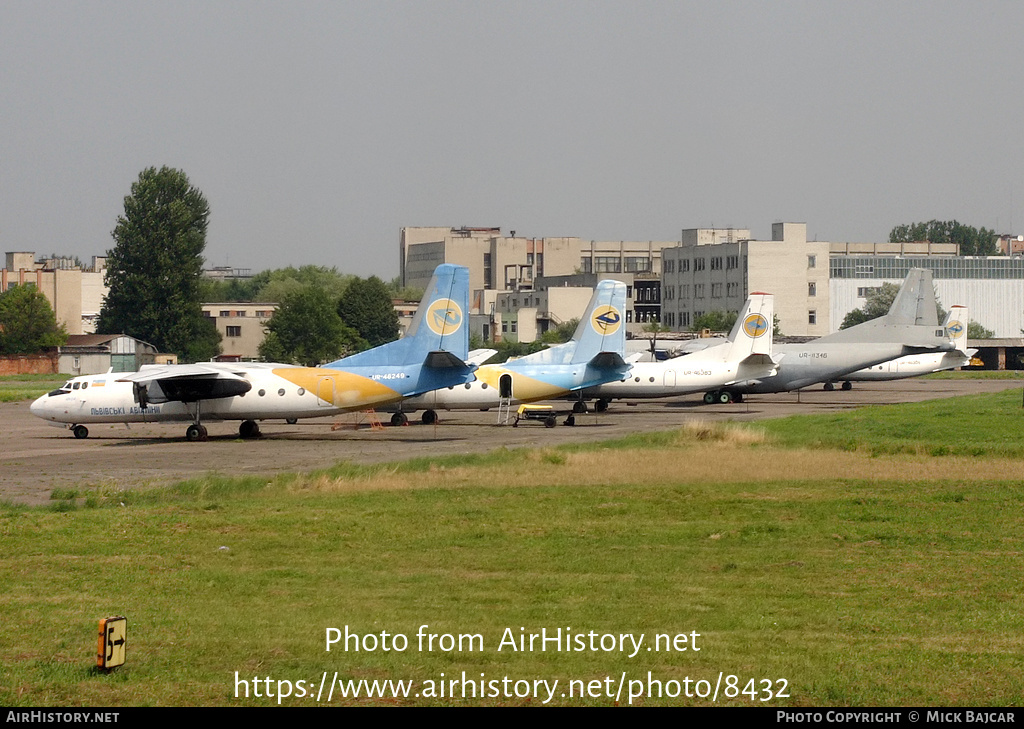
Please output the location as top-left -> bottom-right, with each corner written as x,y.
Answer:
945,306 -> 969,354
724,293 -> 774,362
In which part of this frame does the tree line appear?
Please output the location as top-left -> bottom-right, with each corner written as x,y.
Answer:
95,166 -> 399,364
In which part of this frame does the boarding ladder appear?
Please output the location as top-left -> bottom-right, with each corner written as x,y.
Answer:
497,395 -> 516,426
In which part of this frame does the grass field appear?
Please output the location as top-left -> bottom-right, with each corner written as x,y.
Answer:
0,373 -> 69,403
2,389 -> 1024,706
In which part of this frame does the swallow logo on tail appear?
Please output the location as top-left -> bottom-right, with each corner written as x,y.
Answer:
743,313 -> 769,338
591,305 -> 622,335
425,298 -> 463,336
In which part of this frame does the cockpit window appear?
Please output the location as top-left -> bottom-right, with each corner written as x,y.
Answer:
73,382 -> 81,390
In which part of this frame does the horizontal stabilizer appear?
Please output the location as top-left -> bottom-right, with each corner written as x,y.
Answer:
588,352 -> 628,370
423,350 -> 474,370
467,348 -> 498,366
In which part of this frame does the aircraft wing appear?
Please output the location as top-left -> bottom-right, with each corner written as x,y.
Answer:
116,364 -> 252,403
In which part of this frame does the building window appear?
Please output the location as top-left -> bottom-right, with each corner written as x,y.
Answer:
711,283 -> 722,298
220,310 -> 230,317
226,326 -> 242,337
808,310 -> 816,325
808,282 -> 816,297
808,255 -> 816,268
695,258 -> 706,271
727,255 -> 739,270
624,256 -> 650,272
595,256 -> 621,273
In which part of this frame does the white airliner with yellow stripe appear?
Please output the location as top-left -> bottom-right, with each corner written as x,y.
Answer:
401,280 -> 629,421
30,264 -> 473,440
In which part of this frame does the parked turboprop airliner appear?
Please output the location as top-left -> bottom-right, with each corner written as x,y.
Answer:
398,280 -> 629,423
822,305 -> 976,389
30,264 -> 473,440
679,269 -> 954,402
576,292 -> 778,408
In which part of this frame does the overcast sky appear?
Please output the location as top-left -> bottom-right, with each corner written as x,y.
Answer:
2,1 -> 1023,278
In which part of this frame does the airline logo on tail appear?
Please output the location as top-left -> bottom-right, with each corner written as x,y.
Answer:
743,313 -> 769,338
946,320 -> 964,337
591,305 -> 622,335
426,299 -> 464,336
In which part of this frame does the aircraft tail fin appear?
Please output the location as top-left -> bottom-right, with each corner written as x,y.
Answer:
723,292 -> 774,361
326,264 -> 470,368
569,280 -> 628,366
945,305 -> 970,354
883,268 -> 939,326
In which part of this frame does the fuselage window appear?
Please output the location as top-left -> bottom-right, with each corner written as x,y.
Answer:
278,389 -> 285,396
258,389 -> 266,397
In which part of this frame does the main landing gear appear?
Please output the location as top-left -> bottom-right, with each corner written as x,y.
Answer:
185,402 -> 209,441
72,425 -> 89,439
186,423 -> 208,441
703,390 -> 743,404
822,382 -> 853,391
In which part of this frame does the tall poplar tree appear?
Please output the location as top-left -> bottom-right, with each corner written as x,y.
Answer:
97,166 -> 220,362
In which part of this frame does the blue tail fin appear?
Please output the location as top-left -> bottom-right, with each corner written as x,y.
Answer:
569,279 -> 628,366
325,264 -> 470,368
521,280 -> 627,368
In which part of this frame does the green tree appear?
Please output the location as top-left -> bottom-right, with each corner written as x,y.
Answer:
0,285 -> 68,354
337,276 -> 400,348
251,266 -> 353,304
690,310 -> 738,333
967,321 -> 995,339
890,220 -> 997,256
541,318 -> 579,344
259,287 -> 365,366
97,166 -> 221,362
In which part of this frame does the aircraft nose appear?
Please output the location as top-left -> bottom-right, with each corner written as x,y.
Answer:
29,393 -> 49,419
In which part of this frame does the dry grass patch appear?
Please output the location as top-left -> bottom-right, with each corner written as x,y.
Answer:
283,422 -> 1024,494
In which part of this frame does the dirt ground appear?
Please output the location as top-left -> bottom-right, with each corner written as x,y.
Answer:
3,378 -> 1020,505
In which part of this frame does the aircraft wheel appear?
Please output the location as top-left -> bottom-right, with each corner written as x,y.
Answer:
186,424 -> 207,442
422,410 -> 438,425
73,425 -> 89,439
390,412 -> 408,427
572,400 -> 588,414
842,381 -> 852,391
595,399 -> 609,412
718,391 -> 733,404
823,382 -> 835,391
564,415 -> 576,427
544,416 -> 557,428
239,420 -> 260,438
703,391 -> 717,404
286,418 -> 298,425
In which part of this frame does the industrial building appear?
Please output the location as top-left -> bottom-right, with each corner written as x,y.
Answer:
1,252 -> 107,335
400,226 -> 673,338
